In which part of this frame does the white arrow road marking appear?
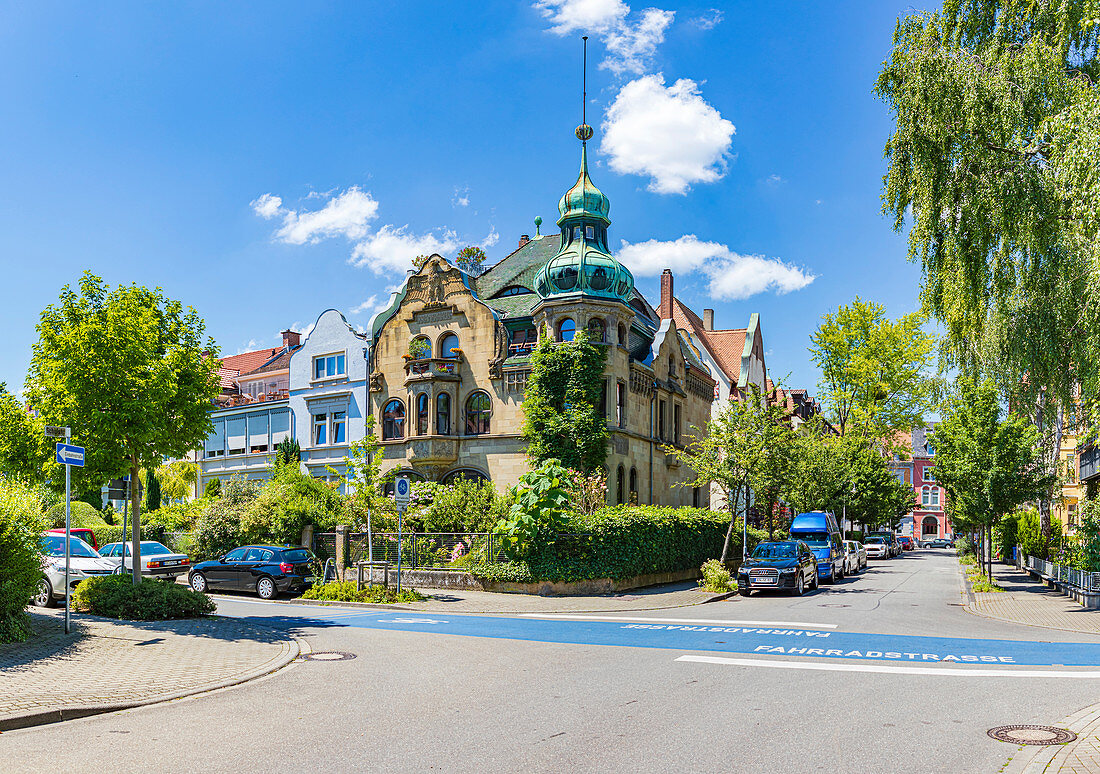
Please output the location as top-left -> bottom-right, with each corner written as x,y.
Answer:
376,617 -> 446,625
676,654 -> 1100,678
521,614 -> 837,630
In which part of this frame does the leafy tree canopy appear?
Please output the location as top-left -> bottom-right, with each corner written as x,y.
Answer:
0,384 -> 50,484
808,297 -> 937,445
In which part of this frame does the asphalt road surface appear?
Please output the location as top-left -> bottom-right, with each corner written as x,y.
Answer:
6,550 -> 1100,773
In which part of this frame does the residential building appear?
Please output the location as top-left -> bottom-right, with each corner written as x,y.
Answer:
290,309 -> 370,487
362,123 -> 716,505
1053,409 -> 1084,532
887,430 -> 915,538
911,425 -> 951,540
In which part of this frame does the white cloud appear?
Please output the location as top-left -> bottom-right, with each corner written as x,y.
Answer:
601,74 -> 735,194
535,0 -> 628,34
765,174 -> 785,186
252,187 -> 379,245
603,8 -> 674,75
480,225 -> 500,249
692,8 -> 723,30
288,321 -> 316,338
453,186 -> 470,207
350,295 -> 379,315
348,225 -> 461,272
618,234 -> 815,300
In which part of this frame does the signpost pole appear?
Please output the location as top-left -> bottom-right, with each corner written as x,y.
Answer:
394,476 -> 410,594
64,428 -> 71,635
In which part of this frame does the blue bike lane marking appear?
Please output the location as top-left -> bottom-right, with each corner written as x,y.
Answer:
251,609 -> 1100,668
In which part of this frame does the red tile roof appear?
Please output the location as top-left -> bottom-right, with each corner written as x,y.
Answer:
669,297 -> 748,383
220,348 -> 282,376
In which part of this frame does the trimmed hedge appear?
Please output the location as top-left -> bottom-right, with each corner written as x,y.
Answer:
473,506 -> 766,583
300,581 -> 427,604
0,481 -> 46,642
46,501 -> 106,530
72,575 -> 215,620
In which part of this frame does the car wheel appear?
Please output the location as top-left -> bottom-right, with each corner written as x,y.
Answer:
33,578 -> 55,608
739,588 -> 751,597
256,576 -> 278,600
791,573 -> 805,596
189,572 -> 207,593
113,565 -> 125,575
811,570 -> 819,590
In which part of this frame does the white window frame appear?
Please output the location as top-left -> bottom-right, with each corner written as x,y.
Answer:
312,351 -> 348,382
331,411 -> 347,445
313,413 -> 328,445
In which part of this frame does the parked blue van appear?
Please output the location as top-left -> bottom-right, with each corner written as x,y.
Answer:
789,512 -> 845,584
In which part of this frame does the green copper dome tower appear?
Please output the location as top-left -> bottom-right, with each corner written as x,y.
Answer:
535,126 -> 635,302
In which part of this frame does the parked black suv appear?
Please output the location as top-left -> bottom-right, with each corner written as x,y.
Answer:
189,545 -> 318,599
737,540 -> 819,596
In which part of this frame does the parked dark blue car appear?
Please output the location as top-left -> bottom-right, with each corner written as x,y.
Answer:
188,545 -> 318,599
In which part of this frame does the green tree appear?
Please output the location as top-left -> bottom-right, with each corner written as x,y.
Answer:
454,246 -> 487,276
934,377 -> 1054,580
522,328 -> 608,473
340,416 -> 395,530
0,384 -> 50,483
875,1 -> 1100,505
0,479 -> 46,642
154,460 -> 198,503
274,437 -> 301,468
25,272 -> 221,578
808,297 -> 937,444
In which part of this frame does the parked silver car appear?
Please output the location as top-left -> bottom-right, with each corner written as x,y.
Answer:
98,541 -> 191,579
843,540 -> 867,574
33,533 -> 115,607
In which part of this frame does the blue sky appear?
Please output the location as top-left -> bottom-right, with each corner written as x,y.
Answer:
0,1 -> 931,396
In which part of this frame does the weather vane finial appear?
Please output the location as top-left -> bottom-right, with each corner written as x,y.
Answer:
575,36 -> 593,143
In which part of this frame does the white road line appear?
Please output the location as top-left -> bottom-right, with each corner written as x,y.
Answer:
676,654 -> 1100,678
520,614 -> 837,630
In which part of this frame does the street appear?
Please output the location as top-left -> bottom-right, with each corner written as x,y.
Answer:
5,550 -> 1100,773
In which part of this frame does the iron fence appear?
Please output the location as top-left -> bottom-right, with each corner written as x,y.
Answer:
349,532 -> 506,570
313,531 -> 337,561
1025,554 -> 1100,593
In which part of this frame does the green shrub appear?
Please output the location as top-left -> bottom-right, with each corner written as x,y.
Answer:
46,500 -> 106,530
300,581 -> 427,604
203,478 -> 221,498
144,500 -> 205,531
493,459 -> 570,560
1078,499 -> 1100,571
422,478 -> 507,533
699,559 -> 737,593
467,560 -> 536,583
242,465 -> 341,547
0,480 -> 47,642
191,475 -> 259,560
72,575 -> 215,619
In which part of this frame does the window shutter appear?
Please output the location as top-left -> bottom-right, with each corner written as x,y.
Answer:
226,417 -> 246,450
270,410 -> 291,444
205,418 -> 225,454
248,413 -> 269,446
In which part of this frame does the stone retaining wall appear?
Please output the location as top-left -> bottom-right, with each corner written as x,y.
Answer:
343,566 -> 701,596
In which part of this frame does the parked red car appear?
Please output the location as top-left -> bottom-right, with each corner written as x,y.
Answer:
898,536 -> 914,551
46,527 -> 99,550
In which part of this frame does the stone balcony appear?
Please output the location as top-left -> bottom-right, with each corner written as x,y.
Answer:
403,357 -> 462,387
408,437 -> 459,465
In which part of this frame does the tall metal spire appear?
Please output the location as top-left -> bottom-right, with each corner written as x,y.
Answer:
576,36 -> 593,144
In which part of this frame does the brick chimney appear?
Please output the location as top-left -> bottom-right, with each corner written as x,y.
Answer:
281,329 -> 301,350
660,269 -> 673,320
518,234 -> 531,248
703,308 -> 715,330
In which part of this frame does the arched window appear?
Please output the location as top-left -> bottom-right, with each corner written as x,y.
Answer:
617,323 -> 627,346
628,467 -> 638,505
587,317 -> 605,342
436,393 -> 451,435
465,391 -> 492,435
558,318 -> 576,342
442,468 -> 489,485
416,393 -> 429,435
383,469 -> 425,495
409,335 -> 431,360
382,399 -> 405,440
439,333 -> 460,359
616,465 -> 625,504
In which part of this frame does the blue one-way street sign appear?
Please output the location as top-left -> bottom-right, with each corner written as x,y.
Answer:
55,443 -> 85,467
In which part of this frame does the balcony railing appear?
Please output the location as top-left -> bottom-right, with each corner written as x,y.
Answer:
508,342 -> 535,356
216,389 -> 289,408
404,358 -> 460,379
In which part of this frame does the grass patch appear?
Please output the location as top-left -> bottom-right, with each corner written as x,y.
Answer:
300,581 -> 427,604
72,575 -> 216,619
965,565 -> 1005,593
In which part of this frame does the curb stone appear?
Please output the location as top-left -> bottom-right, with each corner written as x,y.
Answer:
0,618 -> 305,733
999,699 -> 1100,774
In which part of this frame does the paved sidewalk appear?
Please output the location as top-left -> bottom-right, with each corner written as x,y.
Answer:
1002,701 -> 1100,774
965,564 -> 1100,636
283,580 -> 724,614
0,610 -> 302,731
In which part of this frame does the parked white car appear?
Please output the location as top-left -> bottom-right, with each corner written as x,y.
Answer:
844,540 -> 867,574
864,536 -> 889,559
98,541 -> 190,580
33,533 -> 115,607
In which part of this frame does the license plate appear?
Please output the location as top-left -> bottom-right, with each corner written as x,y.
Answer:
751,577 -> 777,585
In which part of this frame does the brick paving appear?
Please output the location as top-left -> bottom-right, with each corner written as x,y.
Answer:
966,564 -> 1100,636
0,610 -> 300,730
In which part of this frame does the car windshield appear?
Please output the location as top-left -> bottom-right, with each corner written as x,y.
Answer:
117,542 -> 172,556
794,531 -> 830,547
41,534 -> 100,558
866,536 -> 886,544
752,543 -> 796,559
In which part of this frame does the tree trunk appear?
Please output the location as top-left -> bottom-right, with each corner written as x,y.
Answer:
720,496 -> 736,565
130,454 -> 142,585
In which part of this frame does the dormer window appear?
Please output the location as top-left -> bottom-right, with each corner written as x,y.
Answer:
585,225 -> 595,240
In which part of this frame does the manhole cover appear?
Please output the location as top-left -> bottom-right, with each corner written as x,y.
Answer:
301,651 -> 357,662
987,725 -> 1077,745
